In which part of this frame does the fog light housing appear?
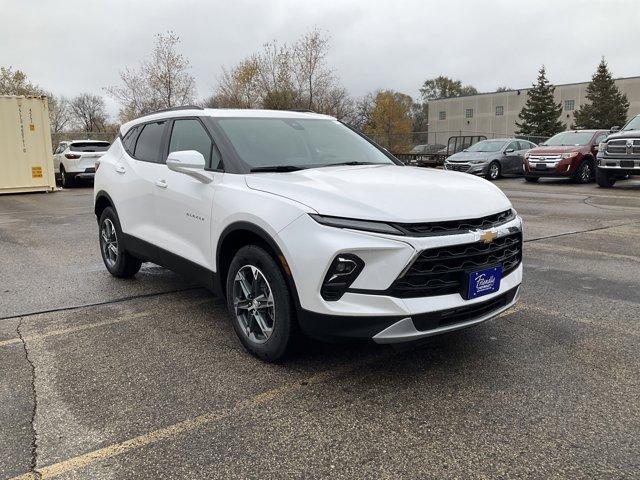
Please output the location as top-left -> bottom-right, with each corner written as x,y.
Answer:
320,254 -> 365,301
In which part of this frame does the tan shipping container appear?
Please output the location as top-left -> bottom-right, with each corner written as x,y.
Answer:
0,95 -> 57,194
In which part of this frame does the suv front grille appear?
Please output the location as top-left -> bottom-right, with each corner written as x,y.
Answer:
606,139 -> 640,155
391,209 -> 514,237
387,232 -> 522,298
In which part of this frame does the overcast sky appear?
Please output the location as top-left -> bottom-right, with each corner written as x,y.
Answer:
3,0 -> 639,118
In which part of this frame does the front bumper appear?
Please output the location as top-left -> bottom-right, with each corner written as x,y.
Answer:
278,213 -> 523,342
597,156 -> 640,171
524,159 -> 576,177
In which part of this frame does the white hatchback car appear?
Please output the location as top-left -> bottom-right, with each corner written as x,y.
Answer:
53,140 -> 110,187
94,107 -> 523,361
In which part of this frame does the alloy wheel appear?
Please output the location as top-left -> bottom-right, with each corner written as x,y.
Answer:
100,218 -> 118,268
490,163 -> 499,180
233,265 -> 275,344
580,163 -> 591,182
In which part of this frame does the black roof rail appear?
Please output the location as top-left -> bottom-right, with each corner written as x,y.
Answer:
141,105 -> 204,117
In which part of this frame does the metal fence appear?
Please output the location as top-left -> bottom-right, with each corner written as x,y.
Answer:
366,130 -> 548,154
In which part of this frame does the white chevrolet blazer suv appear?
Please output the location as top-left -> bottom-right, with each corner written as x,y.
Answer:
94,107 -> 523,361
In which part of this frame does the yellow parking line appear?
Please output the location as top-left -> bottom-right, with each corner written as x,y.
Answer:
0,299 -> 214,349
9,304 -> 528,479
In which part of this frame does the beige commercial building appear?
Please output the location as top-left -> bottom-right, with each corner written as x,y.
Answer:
427,76 -> 640,143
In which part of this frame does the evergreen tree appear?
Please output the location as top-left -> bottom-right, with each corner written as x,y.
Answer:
573,58 -> 629,129
515,66 -> 564,136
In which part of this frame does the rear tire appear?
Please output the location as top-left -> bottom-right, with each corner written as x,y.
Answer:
596,168 -> 616,188
60,165 -> 75,188
99,207 -> 142,278
524,176 -> 539,183
573,159 -> 593,184
226,245 -> 296,362
486,161 -> 501,181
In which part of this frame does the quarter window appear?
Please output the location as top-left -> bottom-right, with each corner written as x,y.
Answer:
465,108 -> 474,119
134,122 -> 165,162
495,106 -> 504,116
122,126 -> 139,156
564,99 -> 575,111
438,111 -> 446,120
169,119 -> 220,169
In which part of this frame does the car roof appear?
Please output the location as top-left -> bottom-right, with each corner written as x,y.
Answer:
120,108 -> 335,136
60,139 -> 110,144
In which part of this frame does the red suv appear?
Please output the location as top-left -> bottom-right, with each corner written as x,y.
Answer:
523,130 -> 609,183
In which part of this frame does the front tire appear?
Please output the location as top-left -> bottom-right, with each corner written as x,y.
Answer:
99,207 -> 142,278
596,168 -> 616,188
486,161 -> 501,181
573,159 -> 594,184
226,245 -> 295,362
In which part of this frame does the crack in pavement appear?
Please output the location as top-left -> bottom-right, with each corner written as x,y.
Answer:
523,220 -> 640,243
16,317 -> 42,480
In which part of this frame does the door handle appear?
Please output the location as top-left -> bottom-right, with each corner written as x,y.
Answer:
115,164 -> 126,174
155,179 -> 168,189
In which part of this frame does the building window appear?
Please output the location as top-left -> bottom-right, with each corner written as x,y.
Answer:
495,106 -> 504,116
564,99 -> 575,111
465,108 -> 474,119
438,111 -> 446,120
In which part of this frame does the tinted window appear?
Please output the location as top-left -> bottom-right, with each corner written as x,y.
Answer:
122,126 -> 139,155
518,140 -> 533,150
216,118 -> 393,170
70,142 -> 110,152
506,141 -> 519,151
134,122 -> 165,162
169,119 -> 220,169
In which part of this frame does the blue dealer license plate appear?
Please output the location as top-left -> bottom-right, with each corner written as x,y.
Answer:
467,265 -> 502,299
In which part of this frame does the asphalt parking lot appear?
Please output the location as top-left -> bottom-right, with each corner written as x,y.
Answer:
1,177 -> 639,479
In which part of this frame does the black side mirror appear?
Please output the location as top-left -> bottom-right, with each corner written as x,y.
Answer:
610,126 -> 620,133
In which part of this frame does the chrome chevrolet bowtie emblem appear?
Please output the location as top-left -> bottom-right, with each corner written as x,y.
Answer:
626,139 -> 633,155
480,230 -> 497,243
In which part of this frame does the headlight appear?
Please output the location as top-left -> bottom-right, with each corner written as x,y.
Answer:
598,142 -> 607,153
561,152 -> 579,159
310,214 -> 405,235
469,160 -> 486,164
524,152 -> 530,160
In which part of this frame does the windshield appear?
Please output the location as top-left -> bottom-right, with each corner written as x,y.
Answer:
622,116 -> 640,131
70,142 -> 110,152
215,118 -> 395,171
543,132 -> 593,146
466,140 -> 507,152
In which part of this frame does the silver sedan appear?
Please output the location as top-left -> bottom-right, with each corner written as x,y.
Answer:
444,138 -> 537,180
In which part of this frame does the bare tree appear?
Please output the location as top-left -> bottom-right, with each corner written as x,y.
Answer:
70,93 -> 107,133
106,31 -> 196,122
47,94 -> 71,133
208,29 -> 352,116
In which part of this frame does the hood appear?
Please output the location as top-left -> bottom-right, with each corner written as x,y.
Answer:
606,129 -> 640,141
447,151 -> 493,162
528,145 -> 582,155
245,165 -> 511,223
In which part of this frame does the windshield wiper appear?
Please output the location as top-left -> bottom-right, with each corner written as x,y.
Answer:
315,161 -> 381,168
250,165 -> 307,173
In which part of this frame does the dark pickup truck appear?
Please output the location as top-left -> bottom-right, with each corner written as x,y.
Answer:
596,114 -> 640,187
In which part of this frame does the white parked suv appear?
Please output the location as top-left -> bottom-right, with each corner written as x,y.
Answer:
94,107 -> 523,361
53,139 -> 110,187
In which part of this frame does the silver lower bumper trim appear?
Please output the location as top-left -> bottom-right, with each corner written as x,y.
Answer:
372,286 -> 521,344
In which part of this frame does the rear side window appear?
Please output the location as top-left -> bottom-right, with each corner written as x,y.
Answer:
506,141 -> 519,151
69,142 -> 110,152
122,126 -> 139,155
518,141 -> 532,150
169,119 -> 221,169
134,122 -> 165,162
